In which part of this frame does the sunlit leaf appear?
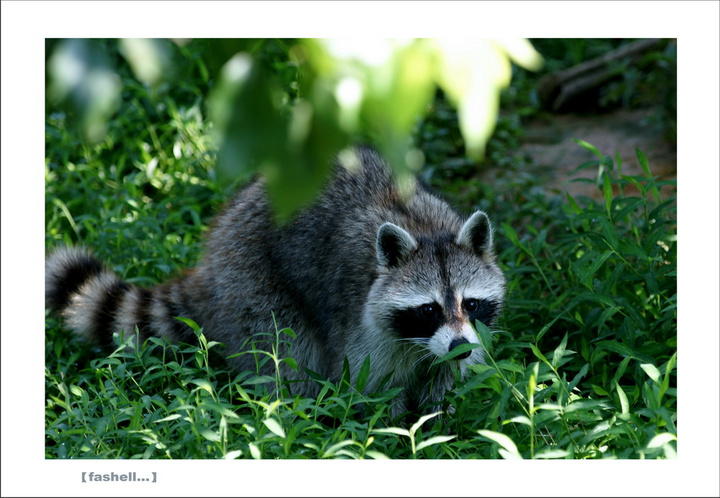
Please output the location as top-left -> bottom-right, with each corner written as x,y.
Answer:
416,435 -> 456,452
647,433 -> 676,448
262,418 -> 286,438
411,411 -> 443,436
534,449 -> 570,459
119,38 -> 172,86
478,430 -> 521,458
616,383 -> 629,415
641,363 -> 662,383
372,427 -> 410,438
199,428 -> 220,442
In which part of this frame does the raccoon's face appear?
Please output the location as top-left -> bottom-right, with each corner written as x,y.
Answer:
365,211 -> 505,367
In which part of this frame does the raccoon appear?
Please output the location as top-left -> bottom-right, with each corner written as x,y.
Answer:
46,147 -> 506,416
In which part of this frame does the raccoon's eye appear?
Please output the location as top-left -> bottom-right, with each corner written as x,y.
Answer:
420,303 -> 439,317
463,299 -> 480,313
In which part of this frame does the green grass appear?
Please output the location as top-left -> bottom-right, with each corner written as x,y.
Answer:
45,42 -> 677,459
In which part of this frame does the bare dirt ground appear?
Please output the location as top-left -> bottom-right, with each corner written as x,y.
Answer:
516,107 -> 677,200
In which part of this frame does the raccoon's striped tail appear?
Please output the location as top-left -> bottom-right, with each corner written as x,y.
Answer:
45,246 -> 196,348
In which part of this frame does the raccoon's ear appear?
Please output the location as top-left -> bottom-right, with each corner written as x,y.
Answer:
376,223 -> 418,268
457,211 -> 494,259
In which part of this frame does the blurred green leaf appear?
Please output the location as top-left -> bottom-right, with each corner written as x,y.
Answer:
46,39 -> 121,143
208,53 -> 286,184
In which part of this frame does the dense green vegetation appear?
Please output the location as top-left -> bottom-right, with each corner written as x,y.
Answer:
45,39 -> 676,459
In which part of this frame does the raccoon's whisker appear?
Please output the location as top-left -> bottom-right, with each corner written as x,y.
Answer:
412,351 -> 436,370
391,337 -> 429,351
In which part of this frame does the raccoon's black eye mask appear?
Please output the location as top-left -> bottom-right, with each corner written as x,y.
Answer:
464,298 -> 500,328
392,297 -> 500,340
392,302 -> 444,339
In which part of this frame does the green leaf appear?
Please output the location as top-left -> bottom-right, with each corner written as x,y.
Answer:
175,316 -> 203,336
610,356 -> 633,390
508,415 -> 532,426
498,449 -> 523,460
534,449 -> 571,459
596,340 -> 635,358
208,54 -> 285,184
339,357 -> 351,394
199,428 -> 220,442
280,327 -> 297,339
530,344 -> 549,364
199,401 -> 240,419
372,427 -> 410,438
477,430 -> 521,459
527,363 -> 538,403
579,250 -> 613,289
573,138 -> 604,159
223,450 -> 243,460
592,384 -> 610,396
603,173 -> 613,217
564,399 -> 611,414
365,450 -> 390,460
501,222 -> 520,247
570,159 -> 602,175
474,320 -> 493,351
416,435 -> 456,452
242,375 -> 277,386
640,363 -> 662,384
616,383 -> 629,415
636,147 -> 652,177
597,216 -> 620,249
647,433 -> 676,448
455,368 -> 498,397
154,414 -> 182,424
323,440 -> 357,458
566,193 -> 583,215
438,342 -> 481,363
119,38 -> 172,87
263,418 -> 285,438
281,357 -> 298,372
660,352 -> 677,402
46,39 -> 121,143
188,379 -> 214,394
355,355 -> 371,392
620,174 -> 647,197
636,148 -> 660,201
568,363 -> 590,392
551,333 -> 569,369
410,411 -> 443,436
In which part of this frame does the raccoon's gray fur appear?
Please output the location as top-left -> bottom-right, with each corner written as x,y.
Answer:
46,147 -> 506,415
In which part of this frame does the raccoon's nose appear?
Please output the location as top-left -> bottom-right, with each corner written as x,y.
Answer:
449,337 -> 471,360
